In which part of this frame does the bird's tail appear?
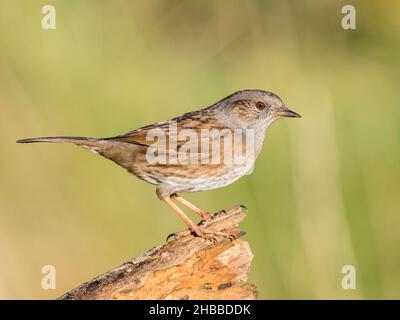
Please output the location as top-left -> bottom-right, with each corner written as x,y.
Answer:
16,136 -> 100,147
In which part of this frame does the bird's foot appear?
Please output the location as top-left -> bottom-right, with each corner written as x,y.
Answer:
166,223 -> 236,243
199,209 -> 226,227
192,225 -> 236,243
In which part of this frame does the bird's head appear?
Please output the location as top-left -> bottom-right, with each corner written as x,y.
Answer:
218,89 -> 301,129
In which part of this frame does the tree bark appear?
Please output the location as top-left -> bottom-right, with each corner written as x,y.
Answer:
59,205 -> 259,300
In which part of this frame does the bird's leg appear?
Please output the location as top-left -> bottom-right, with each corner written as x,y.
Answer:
162,197 -> 233,242
170,194 -> 213,224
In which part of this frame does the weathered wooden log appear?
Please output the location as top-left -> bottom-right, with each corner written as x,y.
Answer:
59,205 -> 259,300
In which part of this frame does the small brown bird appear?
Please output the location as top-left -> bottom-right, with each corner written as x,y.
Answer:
17,90 -> 300,241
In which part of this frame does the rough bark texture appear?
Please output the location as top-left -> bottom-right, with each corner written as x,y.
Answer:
59,205 -> 259,300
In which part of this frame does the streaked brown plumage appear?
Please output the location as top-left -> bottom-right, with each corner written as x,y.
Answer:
17,89 -> 300,241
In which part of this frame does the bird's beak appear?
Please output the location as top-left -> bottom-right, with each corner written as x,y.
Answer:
276,106 -> 301,118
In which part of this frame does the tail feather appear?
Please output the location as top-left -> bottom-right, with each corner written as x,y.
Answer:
17,135 -> 135,169
16,136 -> 99,147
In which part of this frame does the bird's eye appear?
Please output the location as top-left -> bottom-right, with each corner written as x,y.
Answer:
256,102 -> 266,110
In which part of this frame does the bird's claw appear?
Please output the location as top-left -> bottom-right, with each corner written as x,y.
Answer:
166,232 -> 176,242
193,226 -> 236,243
166,231 -> 189,242
166,225 -> 236,243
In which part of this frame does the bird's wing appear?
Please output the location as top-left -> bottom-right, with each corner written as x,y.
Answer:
106,109 -> 230,154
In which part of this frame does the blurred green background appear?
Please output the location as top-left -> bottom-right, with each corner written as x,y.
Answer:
1,0 -> 399,299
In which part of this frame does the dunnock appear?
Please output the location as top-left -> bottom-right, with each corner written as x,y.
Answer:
17,90 -> 300,241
